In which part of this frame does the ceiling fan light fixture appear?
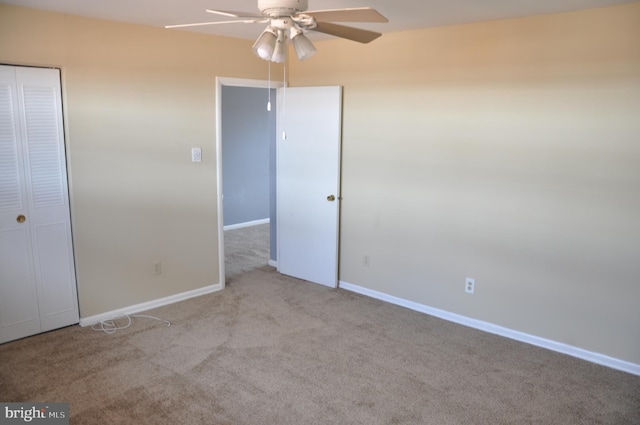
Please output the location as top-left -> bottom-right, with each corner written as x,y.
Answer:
290,28 -> 316,61
170,2 -> 388,62
252,27 -> 278,61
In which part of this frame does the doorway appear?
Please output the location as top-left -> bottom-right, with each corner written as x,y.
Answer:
215,79 -> 343,289
216,77 -> 281,285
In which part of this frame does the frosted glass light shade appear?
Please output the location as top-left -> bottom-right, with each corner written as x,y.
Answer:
271,37 -> 287,63
252,28 -> 277,61
292,33 -> 316,61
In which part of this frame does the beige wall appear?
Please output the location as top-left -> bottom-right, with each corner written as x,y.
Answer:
290,3 -> 640,364
2,3 -> 639,366
0,4 -> 278,317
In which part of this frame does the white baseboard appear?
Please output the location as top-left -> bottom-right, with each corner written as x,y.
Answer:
268,260 -> 278,268
224,218 -> 270,231
339,281 -> 640,377
79,283 -> 223,327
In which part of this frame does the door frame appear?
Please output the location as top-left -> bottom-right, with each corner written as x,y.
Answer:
215,76 -> 284,289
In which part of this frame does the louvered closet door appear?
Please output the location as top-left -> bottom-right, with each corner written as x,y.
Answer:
0,65 -> 79,344
0,65 -> 41,343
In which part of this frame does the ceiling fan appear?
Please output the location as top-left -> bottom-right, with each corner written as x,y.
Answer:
166,0 -> 388,62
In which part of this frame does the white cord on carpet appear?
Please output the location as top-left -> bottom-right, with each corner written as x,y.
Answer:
91,314 -> 171,335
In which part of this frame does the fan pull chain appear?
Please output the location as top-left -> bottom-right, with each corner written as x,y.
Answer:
267,61 -> 272,112
282,61 -> 287,140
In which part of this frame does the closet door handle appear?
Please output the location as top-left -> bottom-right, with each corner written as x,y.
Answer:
16,215 -> 26,223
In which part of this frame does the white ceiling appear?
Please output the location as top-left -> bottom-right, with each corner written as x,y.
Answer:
2,0 -> 636,42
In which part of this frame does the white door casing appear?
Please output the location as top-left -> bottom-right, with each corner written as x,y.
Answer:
277,86 -> 342,288
0,65 -> 79,344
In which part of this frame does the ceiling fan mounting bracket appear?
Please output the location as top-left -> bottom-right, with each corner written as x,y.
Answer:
258,0 -> 309,18
291,14 -> 316,30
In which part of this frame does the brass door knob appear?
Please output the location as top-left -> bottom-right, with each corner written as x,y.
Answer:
16,215 -> 26,223
327,195 -> 336,202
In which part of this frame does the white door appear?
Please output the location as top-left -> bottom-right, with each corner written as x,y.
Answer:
0,65 -> 79,344
277,86 -> 342,288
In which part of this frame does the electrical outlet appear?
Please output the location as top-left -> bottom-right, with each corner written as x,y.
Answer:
465,277 -> 475,294
363,255 -> 370,267
153,261 -> 162,276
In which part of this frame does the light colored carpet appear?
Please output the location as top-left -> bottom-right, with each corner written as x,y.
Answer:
224,223 -> 270,282
1,266 -> 639,424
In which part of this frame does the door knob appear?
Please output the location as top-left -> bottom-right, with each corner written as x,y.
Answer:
17,215 -> 26,223
327,195 -> 336,202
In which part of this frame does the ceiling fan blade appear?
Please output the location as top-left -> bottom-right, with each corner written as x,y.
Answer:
165,19 -> 267,29
313,22 -> 382,44
305,7 -> 388,23
206,9 -> 264,19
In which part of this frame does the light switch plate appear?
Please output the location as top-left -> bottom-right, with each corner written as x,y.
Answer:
191,147 -> 202,163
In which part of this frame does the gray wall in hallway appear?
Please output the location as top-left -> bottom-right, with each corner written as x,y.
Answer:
222,86 -> 277,262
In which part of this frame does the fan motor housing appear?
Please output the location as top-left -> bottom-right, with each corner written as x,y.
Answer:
258,0 -> 308,17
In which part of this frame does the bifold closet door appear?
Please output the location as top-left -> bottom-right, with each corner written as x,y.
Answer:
0,65 -> 79,344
